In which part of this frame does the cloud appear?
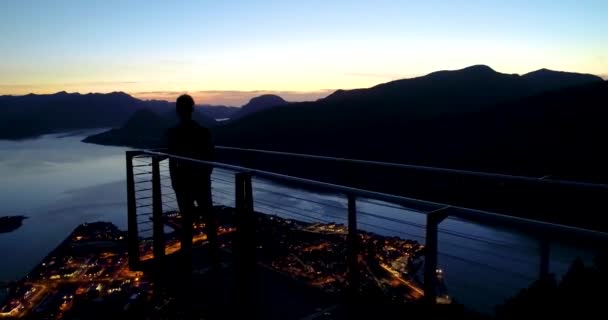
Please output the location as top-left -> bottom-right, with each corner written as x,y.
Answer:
131,89 -> 335,106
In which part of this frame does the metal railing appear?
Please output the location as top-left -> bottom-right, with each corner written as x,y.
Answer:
125,148 -> 608,308
215,146 -> 608,190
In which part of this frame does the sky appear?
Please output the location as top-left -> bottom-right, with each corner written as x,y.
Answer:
1,0 -> 607,105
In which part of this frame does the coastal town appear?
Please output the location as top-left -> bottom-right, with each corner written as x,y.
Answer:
0,208 -> 447,318
0,222 -> 149,318
254,216 -> 430,301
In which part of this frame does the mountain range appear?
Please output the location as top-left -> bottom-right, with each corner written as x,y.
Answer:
207,66 -> 607,230
3,65 -> 607,229
0,92 -> 223,139
0,90 -> 288,140
83,65 -> 603,149
213,66 -> 604,168
198,104 -> 240,119
230,94 -> 288,121
83,65 -> 606,180
82,94 -> 289,147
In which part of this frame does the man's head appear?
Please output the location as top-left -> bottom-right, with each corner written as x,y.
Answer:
176,94 -> 195,121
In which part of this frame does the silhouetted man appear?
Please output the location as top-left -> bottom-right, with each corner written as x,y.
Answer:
167,94 -> 218,272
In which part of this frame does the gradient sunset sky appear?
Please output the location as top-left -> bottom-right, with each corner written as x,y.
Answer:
1,0 -> 607,105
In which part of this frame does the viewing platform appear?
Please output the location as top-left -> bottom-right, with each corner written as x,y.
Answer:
125,147 -> 608,319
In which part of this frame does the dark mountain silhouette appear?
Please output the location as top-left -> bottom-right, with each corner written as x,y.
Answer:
164,108 -> 217,128
213,66 -> 604,166
85,94 -> 288,147
83,107 -> 218,148
132,99 -> 175,115
230,94 -> 288,121
213,80 -> 608,230
198,104 -> 239,119
0,91 -> 140,139
522,68 -> 602,93
82,65 -> 607,229
85,65 -> 604,157
0,91 -> 217,139
322,65 -> 601,117
214,79 -> 608,179
83,109 -> 171,148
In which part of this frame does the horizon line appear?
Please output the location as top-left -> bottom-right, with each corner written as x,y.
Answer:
0,89 -> 337,107
1,64 -> 606,105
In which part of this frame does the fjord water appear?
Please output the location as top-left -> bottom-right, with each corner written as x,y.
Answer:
0,131 -> 594,313
0,130 -> 130,282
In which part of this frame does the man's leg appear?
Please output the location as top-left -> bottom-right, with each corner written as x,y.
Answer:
195,173 -> 220,268
172,189 -> 196,319
175,188 -> 195,273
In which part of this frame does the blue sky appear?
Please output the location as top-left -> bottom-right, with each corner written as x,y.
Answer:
1,0 -> 606,105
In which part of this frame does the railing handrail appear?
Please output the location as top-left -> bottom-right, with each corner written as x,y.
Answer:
134,149 -> 608,243
215,146 -> 608,191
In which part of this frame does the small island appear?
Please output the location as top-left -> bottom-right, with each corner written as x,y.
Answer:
0,216 -> 27,234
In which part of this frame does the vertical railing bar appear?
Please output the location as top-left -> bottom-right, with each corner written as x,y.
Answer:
347,194 -> 359,295
235,171 -> 255,302
235,172 -> 255,263
152,156 -> 165,264
126,151 -> 140,270
423,207 -> 449,304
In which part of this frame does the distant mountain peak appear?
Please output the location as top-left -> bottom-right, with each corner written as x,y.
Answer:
54,91 -> 82,96
522,68 -> 603,92
245,94 -> 287,106
424,65 -> 502,80
229,94 -> 288,121
524,68 -> 562,76
461,65 -> 496,73
431,65 -> 498,76
523,68 -> 601,78
102,91 -> 131,98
